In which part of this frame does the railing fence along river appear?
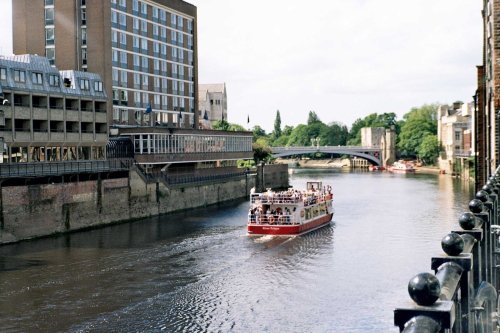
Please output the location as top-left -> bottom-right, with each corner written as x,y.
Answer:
393,166 -> 500,333
0,169 -> 474,332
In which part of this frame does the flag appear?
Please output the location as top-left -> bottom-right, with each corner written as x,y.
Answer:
145,103 -> 152,114
247,115 -> 250,124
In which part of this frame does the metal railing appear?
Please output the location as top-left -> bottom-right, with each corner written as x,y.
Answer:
133,165 -> 249,187
393,166 -> 500,332
0,159 -> 133,178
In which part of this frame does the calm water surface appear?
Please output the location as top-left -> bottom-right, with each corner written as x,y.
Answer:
0,169 -> 474,332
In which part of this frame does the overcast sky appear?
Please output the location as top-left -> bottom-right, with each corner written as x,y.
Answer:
0,0 -> 483,132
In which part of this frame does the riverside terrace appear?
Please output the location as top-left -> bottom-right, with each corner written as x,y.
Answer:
392,166 -> 500,332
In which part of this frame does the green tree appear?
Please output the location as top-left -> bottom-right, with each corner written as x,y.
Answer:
253,138 -> 272,163
307,111 -> 321,125
417,134 -> 440,165
252,125 -> 267,141
398,104 -> 438,157
273,110 -> 282,138
347,112 -> 398,145
212,119 -> 230,131
212,120 -> 247,132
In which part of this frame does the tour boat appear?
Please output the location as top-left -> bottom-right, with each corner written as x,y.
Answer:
247,181 -> 334,236
388,161 -> 415,173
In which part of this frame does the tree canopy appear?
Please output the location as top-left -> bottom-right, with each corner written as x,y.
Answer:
397,104 -> 438,157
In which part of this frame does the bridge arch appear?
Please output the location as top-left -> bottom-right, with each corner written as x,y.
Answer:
271,146 -> 382,166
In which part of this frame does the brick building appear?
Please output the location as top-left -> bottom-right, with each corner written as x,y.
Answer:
13,0 -> 198,130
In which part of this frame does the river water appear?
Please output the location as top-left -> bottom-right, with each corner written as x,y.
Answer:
0,169 -> 474,333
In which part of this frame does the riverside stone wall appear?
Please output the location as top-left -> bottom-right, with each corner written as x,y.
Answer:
0,164 -> 288,244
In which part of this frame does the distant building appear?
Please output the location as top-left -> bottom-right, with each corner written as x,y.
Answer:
0,55 -> 108,163
361,127 -> 395,166
437,101 -> 474,176
198,83 -> 227,129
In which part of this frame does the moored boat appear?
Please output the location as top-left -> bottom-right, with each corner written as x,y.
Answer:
388,161 -> 415,173
247,181 -> 334,236
368,165 -> 386,172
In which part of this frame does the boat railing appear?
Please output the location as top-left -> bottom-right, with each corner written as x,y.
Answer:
250,193 -> 301,204
250,192 -> 333,205
248,213 -> 298,225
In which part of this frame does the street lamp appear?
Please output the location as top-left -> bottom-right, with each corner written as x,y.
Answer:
311,137 -> 320,149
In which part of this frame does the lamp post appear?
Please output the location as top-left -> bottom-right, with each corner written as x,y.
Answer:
311,137 -> 320,149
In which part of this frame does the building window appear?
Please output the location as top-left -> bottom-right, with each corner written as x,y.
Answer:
81,27 -> 87,45
141,56 -> 148,69
171,30 -> 177,44
120,32 -> 127,46
134,91 -> 141,105
141,38 -> 148,51
32,72 -> 43,84
81,48 -> 88,65
120,70 -> 127,85
140,2 -> 147,15
171,13 -> 176,27
94,81 -> 103,92
49,74 -> 60,86
132,0 -> 138,12
141,20 -> 147,33
133,36 -> 139,49
0,68 -> 7,80
187,20 -> 193,32
152,7 -> 158,19
46,27 -> 55,45
45,8 -> 54,25
112,68 -> 119,84
142,74 -> 148,88
119,0 -> 126,8
121,109 -> 128,124
46,47 -> 55,64
120,51 -> 127,65
113,108 -> 120,122
45,0 -> 54,5
133,54 -> 140,67
120,90 -> 128,102
80,78 -> 90,90
81,8 -> 86,25
455,131 -> 461,141
14,70 -> 26,82
177,15 -> 183,29
119,13 -> 126,27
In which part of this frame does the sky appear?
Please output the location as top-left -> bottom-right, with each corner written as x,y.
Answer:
0,0 -> 483,133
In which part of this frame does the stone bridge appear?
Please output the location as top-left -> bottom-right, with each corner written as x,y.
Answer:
271,146 -> 383,166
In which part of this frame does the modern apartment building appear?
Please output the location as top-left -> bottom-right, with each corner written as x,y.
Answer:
0,54 -> 107,163
13,0 -> 198,130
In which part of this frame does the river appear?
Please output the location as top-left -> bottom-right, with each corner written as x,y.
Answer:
0,169 -> 474,333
